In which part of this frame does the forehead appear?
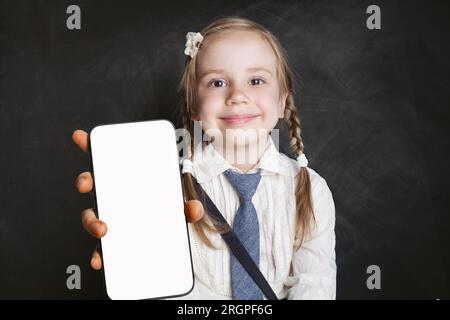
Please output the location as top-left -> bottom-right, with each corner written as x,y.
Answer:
196,30 -> 278,75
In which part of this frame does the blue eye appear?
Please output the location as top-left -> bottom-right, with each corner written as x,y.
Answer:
250,78 -> 265,86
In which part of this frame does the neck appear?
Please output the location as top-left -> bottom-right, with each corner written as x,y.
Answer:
212,135 -> 269,173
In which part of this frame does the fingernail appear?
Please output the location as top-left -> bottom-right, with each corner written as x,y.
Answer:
91,222 -> 103,236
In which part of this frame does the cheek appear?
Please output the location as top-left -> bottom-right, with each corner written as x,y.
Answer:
255,91 -> 282,119
198,101 -> 220,120
196,93 -> 224,125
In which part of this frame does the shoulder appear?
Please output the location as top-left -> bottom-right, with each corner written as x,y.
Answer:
306,167 -> 333,201
280,154 -> 335,217
306,167 -> 335,236
279,153 -> 332,193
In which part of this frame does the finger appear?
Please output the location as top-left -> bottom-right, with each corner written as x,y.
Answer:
91,246 -> 102,270
81,208 -> 108,238
184,200 -> 204,223
75,171 -> 93,194
72,129 -> 89,154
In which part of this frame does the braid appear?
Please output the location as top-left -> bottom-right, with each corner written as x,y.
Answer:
284,94 -> 316,250
284,95 -> 304,156
180,106 -> 227,249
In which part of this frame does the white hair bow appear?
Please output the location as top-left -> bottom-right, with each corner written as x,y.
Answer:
181,158 -> 194,174
297,153 -> 308,168
184,32 -> 203,58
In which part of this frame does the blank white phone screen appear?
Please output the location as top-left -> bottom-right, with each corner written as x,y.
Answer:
89,120 -> 193,300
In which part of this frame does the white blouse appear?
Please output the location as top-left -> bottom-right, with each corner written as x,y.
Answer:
172,136 -> 336,300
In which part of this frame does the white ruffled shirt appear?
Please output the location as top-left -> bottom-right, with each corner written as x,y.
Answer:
173,137 -> 336,300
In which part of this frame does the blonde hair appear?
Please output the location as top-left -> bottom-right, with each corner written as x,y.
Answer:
178,16 -> 315,251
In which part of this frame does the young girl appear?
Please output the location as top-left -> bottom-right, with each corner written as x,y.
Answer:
74,15 -> 336,300
177,16 -> 336,300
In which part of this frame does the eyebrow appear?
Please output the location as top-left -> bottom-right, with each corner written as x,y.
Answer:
199,67 -> 273,78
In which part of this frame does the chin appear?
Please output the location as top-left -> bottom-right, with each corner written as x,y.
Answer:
223,129 -> 264,146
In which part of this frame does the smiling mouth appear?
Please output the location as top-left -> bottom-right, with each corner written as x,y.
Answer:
219,114 -> 260,125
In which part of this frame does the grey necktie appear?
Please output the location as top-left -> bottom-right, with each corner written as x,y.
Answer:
223,168 -> 263,300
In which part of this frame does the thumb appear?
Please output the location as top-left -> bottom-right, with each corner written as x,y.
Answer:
184,200 -> 204,223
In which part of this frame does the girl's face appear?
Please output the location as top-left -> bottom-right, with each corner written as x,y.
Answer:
194,30 -> 287,148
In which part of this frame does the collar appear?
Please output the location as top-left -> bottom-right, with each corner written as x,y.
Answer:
192,136 -> 290,183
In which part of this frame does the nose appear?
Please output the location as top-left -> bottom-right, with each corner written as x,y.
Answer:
226,86 -> 249,106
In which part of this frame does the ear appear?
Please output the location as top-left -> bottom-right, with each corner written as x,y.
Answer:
278,91 -> 289,119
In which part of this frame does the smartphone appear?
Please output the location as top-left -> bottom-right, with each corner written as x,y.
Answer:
88,119 -> 194,300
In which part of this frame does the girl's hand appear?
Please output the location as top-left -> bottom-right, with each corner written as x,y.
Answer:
72,129 -> 204,270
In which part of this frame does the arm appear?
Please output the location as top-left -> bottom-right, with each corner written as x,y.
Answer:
287,176 -> 337,300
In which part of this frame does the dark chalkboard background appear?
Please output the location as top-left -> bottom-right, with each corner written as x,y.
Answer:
0,0 -> 449,299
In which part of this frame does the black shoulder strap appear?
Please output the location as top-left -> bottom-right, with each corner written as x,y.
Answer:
191,177 -> 279,300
